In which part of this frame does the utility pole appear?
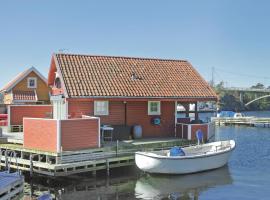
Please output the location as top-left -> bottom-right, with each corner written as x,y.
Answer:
211,67 -> 215,87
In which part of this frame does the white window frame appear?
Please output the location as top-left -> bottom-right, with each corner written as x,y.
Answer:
94,101 -> 109,116
148,101 -> 161,115
27,77 -> 37,89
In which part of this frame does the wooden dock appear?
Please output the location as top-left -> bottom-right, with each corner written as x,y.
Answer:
0,138 -> 195,177
0,171 -> 24,200
212,117 -> 270,127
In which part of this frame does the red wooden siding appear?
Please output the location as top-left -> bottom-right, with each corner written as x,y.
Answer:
191,124 -> 208,141
68,100 -> 125,125
176,124 -> 188,138
126,101 -> 175,137
0,114 -> 8,126
68,101 -> 92,118
23,118 -> 99,152
61,119 -> 99,151
24,119 -> 57,152
68,100 -> 175,138
9,105 -> 52,125
176,123 -> 208,140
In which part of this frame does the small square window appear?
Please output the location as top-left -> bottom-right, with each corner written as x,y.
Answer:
148,101 -> 161,115
94,101 -> 109,115
27,77 -> 37,88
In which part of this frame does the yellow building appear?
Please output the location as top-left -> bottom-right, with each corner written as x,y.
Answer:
0,67 -> 50,104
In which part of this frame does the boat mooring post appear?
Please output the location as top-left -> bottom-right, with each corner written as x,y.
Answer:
92,163 -> 97,176
116,140 -> 119,156
5,149 -> 8,171
106,159 -> 110,176
30,154 -> 33,177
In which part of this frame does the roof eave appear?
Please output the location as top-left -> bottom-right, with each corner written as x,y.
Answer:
67,95 -> 218,101
13,100 -> 38,103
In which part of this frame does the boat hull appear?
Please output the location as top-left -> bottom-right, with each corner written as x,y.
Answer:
135,140 -> 235,174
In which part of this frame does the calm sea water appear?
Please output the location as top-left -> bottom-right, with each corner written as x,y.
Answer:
22,111 -> 270,200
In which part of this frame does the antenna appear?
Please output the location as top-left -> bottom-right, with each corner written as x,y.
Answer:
58,49 -> 69,53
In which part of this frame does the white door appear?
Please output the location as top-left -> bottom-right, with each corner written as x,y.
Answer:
51,96 -> 67,120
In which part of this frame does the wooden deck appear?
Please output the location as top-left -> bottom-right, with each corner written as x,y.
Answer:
0,138 -> 195,177
0,171 -> 24,200
212,117 -> 270,127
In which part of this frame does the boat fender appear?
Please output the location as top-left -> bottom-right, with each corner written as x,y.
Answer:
169,146 -> 185,156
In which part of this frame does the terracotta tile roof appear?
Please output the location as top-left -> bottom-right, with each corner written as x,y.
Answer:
54,53 -> 217,100
13,91 -> 37,101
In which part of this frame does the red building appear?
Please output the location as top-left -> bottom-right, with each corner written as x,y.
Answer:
50,54 -> 217,136
23,53 -> 217,152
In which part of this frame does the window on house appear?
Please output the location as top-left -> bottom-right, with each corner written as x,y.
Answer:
148,101 -> 161,115
94,101 -> 109,115
27,77 -> 37,88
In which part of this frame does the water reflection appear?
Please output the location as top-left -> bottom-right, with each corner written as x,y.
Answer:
135,166 -> 233,200
24,167 -> 139,199
23,166 -> 233,200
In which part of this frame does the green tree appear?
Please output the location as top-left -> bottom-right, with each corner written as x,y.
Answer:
220,94 -> 245,111
251,83 -> 265,89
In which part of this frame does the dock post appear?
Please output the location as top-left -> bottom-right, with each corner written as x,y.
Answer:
5,149 -> 8,171
30,154 -> 33,177
106,159 -> 110,176
92,163 -> 97,176
116,140 -> 119,156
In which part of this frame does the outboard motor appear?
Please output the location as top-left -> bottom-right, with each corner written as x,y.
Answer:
196,129 -> 204,145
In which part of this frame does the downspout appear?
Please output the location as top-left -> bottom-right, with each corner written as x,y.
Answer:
124,101 -> 127,126
57,119 -> 61,153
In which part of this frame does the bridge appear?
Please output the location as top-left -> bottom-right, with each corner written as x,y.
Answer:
221,87 -> 270,106
223,87 -> 270,93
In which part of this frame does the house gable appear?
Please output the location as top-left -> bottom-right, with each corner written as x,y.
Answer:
1,67 -> 50,104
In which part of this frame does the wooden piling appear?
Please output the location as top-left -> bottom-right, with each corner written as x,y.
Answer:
106,160 -> 110,176
5,150 -> 8,171
92,163 -> 97,176
30,154 -> 33,177
116,140 -> 119,156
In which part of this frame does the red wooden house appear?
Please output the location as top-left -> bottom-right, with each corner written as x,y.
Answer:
50,54 -> 217,136
23,53 -> 217,152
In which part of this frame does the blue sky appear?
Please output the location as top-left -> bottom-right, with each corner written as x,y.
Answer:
1,0 -> 270,88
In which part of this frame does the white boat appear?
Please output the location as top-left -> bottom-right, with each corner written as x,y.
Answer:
135,140 -> 235,174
